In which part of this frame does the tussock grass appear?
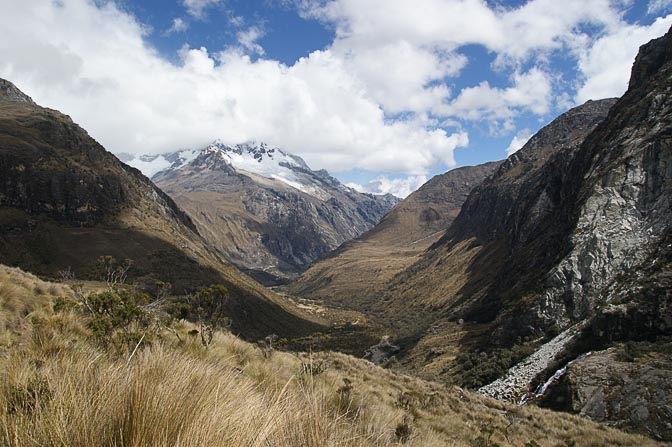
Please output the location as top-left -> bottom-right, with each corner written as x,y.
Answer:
0,265 -> 71,351
0,266 -> 665,446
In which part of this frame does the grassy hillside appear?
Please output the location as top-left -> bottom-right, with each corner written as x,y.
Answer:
0,265 -> 662,446
287,162 -> 500,312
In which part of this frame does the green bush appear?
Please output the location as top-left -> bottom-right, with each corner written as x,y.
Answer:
83,286 -> 152,350
456,343 -> 535,389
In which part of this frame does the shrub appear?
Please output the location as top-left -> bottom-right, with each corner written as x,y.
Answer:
187,284 -> 230,348
80,286 -> 152,351
395,415 -> 412,443
456,343 -> 535,389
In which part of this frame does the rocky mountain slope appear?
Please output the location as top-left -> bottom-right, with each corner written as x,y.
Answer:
385,95 -> 615,337
343,27 -> 672,440
538,340 -> 672,441
0,79 -> 323,339
135,142 -> 399,284
287,161 -> 501,309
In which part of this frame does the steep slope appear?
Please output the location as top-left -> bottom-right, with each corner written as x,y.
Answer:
288,162 -> 501,309
368,27 -> 672,438
149,141 -> 398,284
329,97 -> 617,356
0,79 -> 323,339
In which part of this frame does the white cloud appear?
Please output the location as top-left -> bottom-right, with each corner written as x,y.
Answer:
302,0 -> 622,60
237,26 -> 266,55
575,15 -> 672,103
492,0 -> 622,65
1,0 -> 670,197
440,68 -> 553,131
347,175 -> 428,198
506,128 -> 533,156
182,0 -> 220,20
166,17 -> 188,34
330,39 -> 465,114
648,0 -> 672,14
0,0 -> 467,177
297,0 -> 636,128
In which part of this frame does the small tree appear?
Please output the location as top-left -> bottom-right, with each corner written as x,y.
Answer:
188,285 -> 230,348
96,256 -> 132,288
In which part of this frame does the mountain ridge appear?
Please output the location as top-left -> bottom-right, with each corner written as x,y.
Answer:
0,78 -> 324,339
147,140 -> 399,283
348,27 -> 672,440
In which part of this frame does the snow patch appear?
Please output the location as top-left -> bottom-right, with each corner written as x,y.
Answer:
125,149 -> 200,178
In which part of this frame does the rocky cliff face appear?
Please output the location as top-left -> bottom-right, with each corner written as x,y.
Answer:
531,31 -> 672,333
538,344 -> 672,442
151,142 -> 399,284
518,31 -> 672,439
0,79 -> 322,339
389,28 -> 672,440
325,30 -> 672,442
375,98 -> 617,336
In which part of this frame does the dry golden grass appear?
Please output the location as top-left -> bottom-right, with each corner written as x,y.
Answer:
0,266 -> 664,446
0,265 -> 72,351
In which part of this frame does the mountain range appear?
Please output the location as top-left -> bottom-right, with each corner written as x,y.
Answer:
122,142 -> 398,284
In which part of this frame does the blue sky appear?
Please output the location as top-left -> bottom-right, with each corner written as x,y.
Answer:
1,0 -> 671,196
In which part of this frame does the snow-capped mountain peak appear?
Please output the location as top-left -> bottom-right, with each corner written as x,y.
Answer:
121,149 -> 200,178
124,141 -> 340,200
199,141 -> 317,193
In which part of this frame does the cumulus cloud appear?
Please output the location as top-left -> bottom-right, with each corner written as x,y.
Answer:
300,0 -> 623,112
347,175 -> 428,198
329,39 -> 465,115
301,0 -> 622,60
506,128 -> 533,156
440,68 -> 552,130
182,0 -> 220,20
575,15 -> 672,103
0,0 -> 467,176
166,17 -> 188,34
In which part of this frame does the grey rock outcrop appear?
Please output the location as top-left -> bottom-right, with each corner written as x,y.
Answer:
539,347 -> 672,442
364,336 -> 401,365
0,79 -> 35,104
478,323 -> 587,402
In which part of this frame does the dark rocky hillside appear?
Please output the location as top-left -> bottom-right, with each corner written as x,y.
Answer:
0,79 -> 323,339
361,98 -> 617,341
364,27 -> 672,441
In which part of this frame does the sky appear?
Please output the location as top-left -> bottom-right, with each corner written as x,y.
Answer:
1,0 -> 671,197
